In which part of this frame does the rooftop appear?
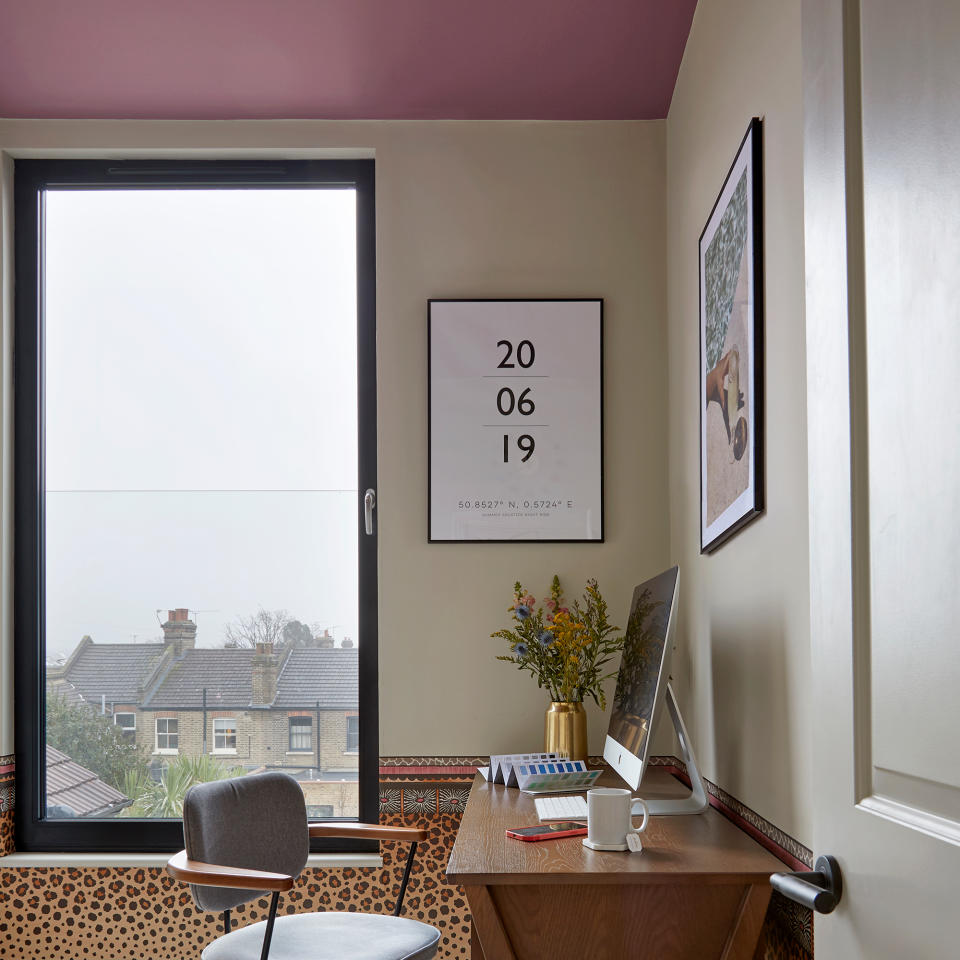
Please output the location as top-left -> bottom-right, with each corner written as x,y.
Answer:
147,647 -> 256,709
46,745 -> 130,818
273,648 -> 359,710
57,634 -> 359,711
58,642 -> 166,706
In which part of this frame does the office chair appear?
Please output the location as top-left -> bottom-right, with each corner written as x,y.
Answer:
166,771 -> 440,960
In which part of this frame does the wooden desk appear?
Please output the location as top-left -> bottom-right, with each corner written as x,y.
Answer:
446,768 -> 782,960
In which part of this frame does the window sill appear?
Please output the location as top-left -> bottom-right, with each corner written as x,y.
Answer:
212,750 -> 238,755
153,750 -> 179,756
0,852 -> 383,869
286,751 -> 314,756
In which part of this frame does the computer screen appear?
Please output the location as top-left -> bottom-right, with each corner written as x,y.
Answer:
603,565 -> 679,791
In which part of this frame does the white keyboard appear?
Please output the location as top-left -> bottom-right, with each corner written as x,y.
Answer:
535,794 -> 589,822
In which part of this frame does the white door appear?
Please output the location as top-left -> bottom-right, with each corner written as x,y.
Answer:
804,0 -> 960,956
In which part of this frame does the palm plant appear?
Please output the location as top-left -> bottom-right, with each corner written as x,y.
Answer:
121,754 -> 246,818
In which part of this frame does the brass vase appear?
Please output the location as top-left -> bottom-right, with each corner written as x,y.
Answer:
544,701 -> 588,762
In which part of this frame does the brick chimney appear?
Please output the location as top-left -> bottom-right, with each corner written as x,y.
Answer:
317,629 -> 334,648
251,641 -> 279,706
341,637 -> 354,648
162,608 -> 197,656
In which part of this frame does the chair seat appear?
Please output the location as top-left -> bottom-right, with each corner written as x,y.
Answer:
200,911 -> 441,960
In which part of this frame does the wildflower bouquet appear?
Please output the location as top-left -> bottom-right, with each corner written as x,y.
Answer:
493,576 -> 623,708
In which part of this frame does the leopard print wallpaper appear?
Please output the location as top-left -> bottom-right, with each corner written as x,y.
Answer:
0,756 -> 811,960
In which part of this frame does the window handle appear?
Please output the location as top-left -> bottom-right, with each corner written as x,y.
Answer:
364,488 -> 377,536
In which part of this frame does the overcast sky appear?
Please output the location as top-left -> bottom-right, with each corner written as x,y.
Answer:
44,188 -> 359,661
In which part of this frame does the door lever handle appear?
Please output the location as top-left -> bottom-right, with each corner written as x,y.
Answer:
364,488 -> 376,536
770,855 -> 842,914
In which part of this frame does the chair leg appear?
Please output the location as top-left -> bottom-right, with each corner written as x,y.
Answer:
223,909 -> 231,937
393,841 -> 418,917
260,891 -> 281,960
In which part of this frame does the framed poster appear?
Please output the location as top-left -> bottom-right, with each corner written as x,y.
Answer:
429,299 -> 603,542
699,118 -> 764,553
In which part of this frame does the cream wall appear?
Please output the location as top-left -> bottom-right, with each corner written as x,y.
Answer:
663,0 -> 812,840
0,119 -> 669,758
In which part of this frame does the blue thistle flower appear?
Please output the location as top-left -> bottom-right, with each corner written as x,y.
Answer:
537,630 -> 554,647
515,604 -> 531,620
515,642 -> 529,657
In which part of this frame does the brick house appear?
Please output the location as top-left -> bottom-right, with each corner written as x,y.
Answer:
48,609 -> 359,816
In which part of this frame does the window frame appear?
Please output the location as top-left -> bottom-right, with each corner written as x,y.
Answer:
155,717 -> 180,754
288,715 -> 313,753
212,718 -> 237,754
113,712 -> 137,740
346,715 -> 360,753
14,158 -> 378,853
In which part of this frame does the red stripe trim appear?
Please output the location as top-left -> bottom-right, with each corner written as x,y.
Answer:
379,765 -> 478,776
0,764 -> 15,775
662,766 -> 808,872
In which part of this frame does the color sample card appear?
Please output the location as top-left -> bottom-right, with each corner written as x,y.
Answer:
484,752 -> 563,784
518,768 -> 603,794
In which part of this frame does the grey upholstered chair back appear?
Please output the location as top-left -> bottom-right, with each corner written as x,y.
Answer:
182,772 -> 309,912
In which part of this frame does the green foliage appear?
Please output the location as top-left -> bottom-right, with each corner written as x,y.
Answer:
704,169 -> 749,369
612,588 -> 664,718
492,576 -> 623,708
46,694 -> 150,793
120,754 -> 246,819
282,619 -> 313,647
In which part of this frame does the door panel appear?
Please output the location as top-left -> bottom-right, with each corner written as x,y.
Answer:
804,0 -> 960,955
861,0 -> 960,795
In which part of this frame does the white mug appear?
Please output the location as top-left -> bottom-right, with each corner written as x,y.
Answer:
582,787 -> 650,852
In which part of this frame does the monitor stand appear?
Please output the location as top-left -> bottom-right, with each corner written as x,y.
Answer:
632,682 -> 709,816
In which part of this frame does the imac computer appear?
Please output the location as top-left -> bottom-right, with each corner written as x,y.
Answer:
603,566 -> 708,816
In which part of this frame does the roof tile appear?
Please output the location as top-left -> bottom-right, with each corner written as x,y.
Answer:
63,643 -> 165,706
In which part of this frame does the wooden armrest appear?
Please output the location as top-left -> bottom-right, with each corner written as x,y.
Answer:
308,822 -> 429,842
166,850 -> 295,891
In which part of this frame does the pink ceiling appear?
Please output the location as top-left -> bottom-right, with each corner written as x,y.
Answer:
0,0 -> 697,121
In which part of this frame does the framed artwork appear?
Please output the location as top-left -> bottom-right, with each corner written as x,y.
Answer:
429,298 -> 603,542
699,118 -> 764,553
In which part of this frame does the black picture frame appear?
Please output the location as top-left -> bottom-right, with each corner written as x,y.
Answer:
699,118 -> 765,553
428,298 -> 604,543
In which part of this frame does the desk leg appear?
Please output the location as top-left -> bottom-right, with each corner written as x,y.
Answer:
471,920 -> 485,960
719,883 -> 772,960
464,885 -> 516,960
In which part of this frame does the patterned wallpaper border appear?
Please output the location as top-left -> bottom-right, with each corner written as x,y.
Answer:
1,753 -> 813,867
0,754 -> 13,819
646,756 -> 813,870
0,753 -> 813,957
382,755 -> 813,871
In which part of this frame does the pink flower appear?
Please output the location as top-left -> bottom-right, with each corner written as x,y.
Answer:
544,598 -> 558,611
520,593 -> 535,607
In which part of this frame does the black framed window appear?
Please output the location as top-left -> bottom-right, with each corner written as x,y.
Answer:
14,158 -> 378,853
289,716 -> 312,752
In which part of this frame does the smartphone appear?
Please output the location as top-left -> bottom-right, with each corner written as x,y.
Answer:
505,821 -> 588,842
